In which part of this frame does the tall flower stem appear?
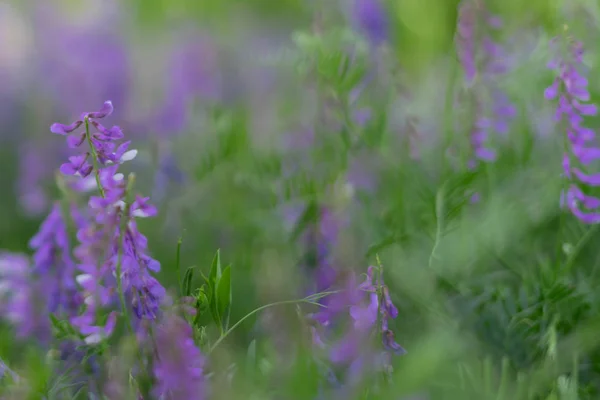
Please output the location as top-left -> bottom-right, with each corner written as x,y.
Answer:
83,117 -> 131,333
208,292 -> 336,354
84,117 -> 105,198
115,175 -> 138,334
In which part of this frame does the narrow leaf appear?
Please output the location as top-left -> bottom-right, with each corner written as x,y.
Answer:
209,249 -> 222,287
183,266 -> 195,297
217,265 -> 232,328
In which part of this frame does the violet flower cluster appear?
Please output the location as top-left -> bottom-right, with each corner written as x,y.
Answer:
29,203 -> 81,318
455,0 -> 516,169
310,265 -> 405,388
0,253 -> 49,340
152,315 -> 207,399
352,0 -> 389,46
545,38 -> 600,223
303,206 -> 340,295
0,202 -> 82,342
50,101 -> 165,342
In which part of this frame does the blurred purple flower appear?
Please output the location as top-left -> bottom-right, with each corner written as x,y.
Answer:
17,139 -> 70,215
0,253 -> 50,341
29,203 -> 81,317
149,34 -> 221,136
51,101 -> 164,341
153,315 -> 206,400
310,265 -> 405,388
455,1 -> 516,169
546,39 -> 600,223
51,101 -> 136,181
34,6 -> 130,119
353,0 -> 389,46
456,1 -> 477,82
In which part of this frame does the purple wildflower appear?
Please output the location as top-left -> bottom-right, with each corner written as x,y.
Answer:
455,1 -> 516,169
153,315 -> 206,400
310,265 -> 405,388
34,6 -> 130,119
546,38 -> 600,223
50,101 -> 134,180
51,101 -> 164,341
0,200 -> 83,341
352,0 -> 389,46
29,202 -> 81,317
0,253 -> 50,340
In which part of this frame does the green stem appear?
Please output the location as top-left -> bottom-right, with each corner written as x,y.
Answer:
116,175 -> 137,334
176,236 -> 183,295
429,181 -> 447,269
442,59 -> 459,179
115,245 -> 130,333
84,116 -> 133,333
564,222 -> 600,273
84,117 -> 105,198
208,297 -> 328,354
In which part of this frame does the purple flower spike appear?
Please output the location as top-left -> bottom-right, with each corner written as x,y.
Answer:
455,1 -> 516,170
310,265 -> 406,390
547,39 -> 600,223
153,315 -> 206,400
353,0 -> 389,46
0,253 -> 51,341
51,101 -> 136,183
49,101 -> 165,341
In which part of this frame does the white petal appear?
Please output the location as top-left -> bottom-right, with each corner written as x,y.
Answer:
84,333 -> 103,345
0,282 -> 10,295
79,177 -> 98,192
120,149 -> 138,163
0,260 -> 10,273
114,200 -> 126,210
75,274 -> 93,285
113,173 -> 124,181
132,209 -> 149,218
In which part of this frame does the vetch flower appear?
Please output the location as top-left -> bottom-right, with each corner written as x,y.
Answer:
352,0 -> 389,46
455,1 -> 516,169
310,265 -> 406,389
50,101 -> 136,184
152,315 -> 206,400
52,101 -> 164,340
29,203 -> 81,318
545,37 -> 600,223
0,253 -> 50,341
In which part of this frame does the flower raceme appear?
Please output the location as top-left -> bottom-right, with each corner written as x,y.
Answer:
455,0 -> 516,169
152,315 -> 206,400
0,202 -> 82,342
545,38 -> 600,223
50,101 -> 137,179
50,101 -> 165,343
310,265 -> 405,387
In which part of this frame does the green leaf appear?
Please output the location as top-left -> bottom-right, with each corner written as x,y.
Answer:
217,265 -> 232,328
246,339 -> 257,375
193,286 -> 210,327
209,249 -> 222,288
290,201 -> 319,242
183,266 -> 195,297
